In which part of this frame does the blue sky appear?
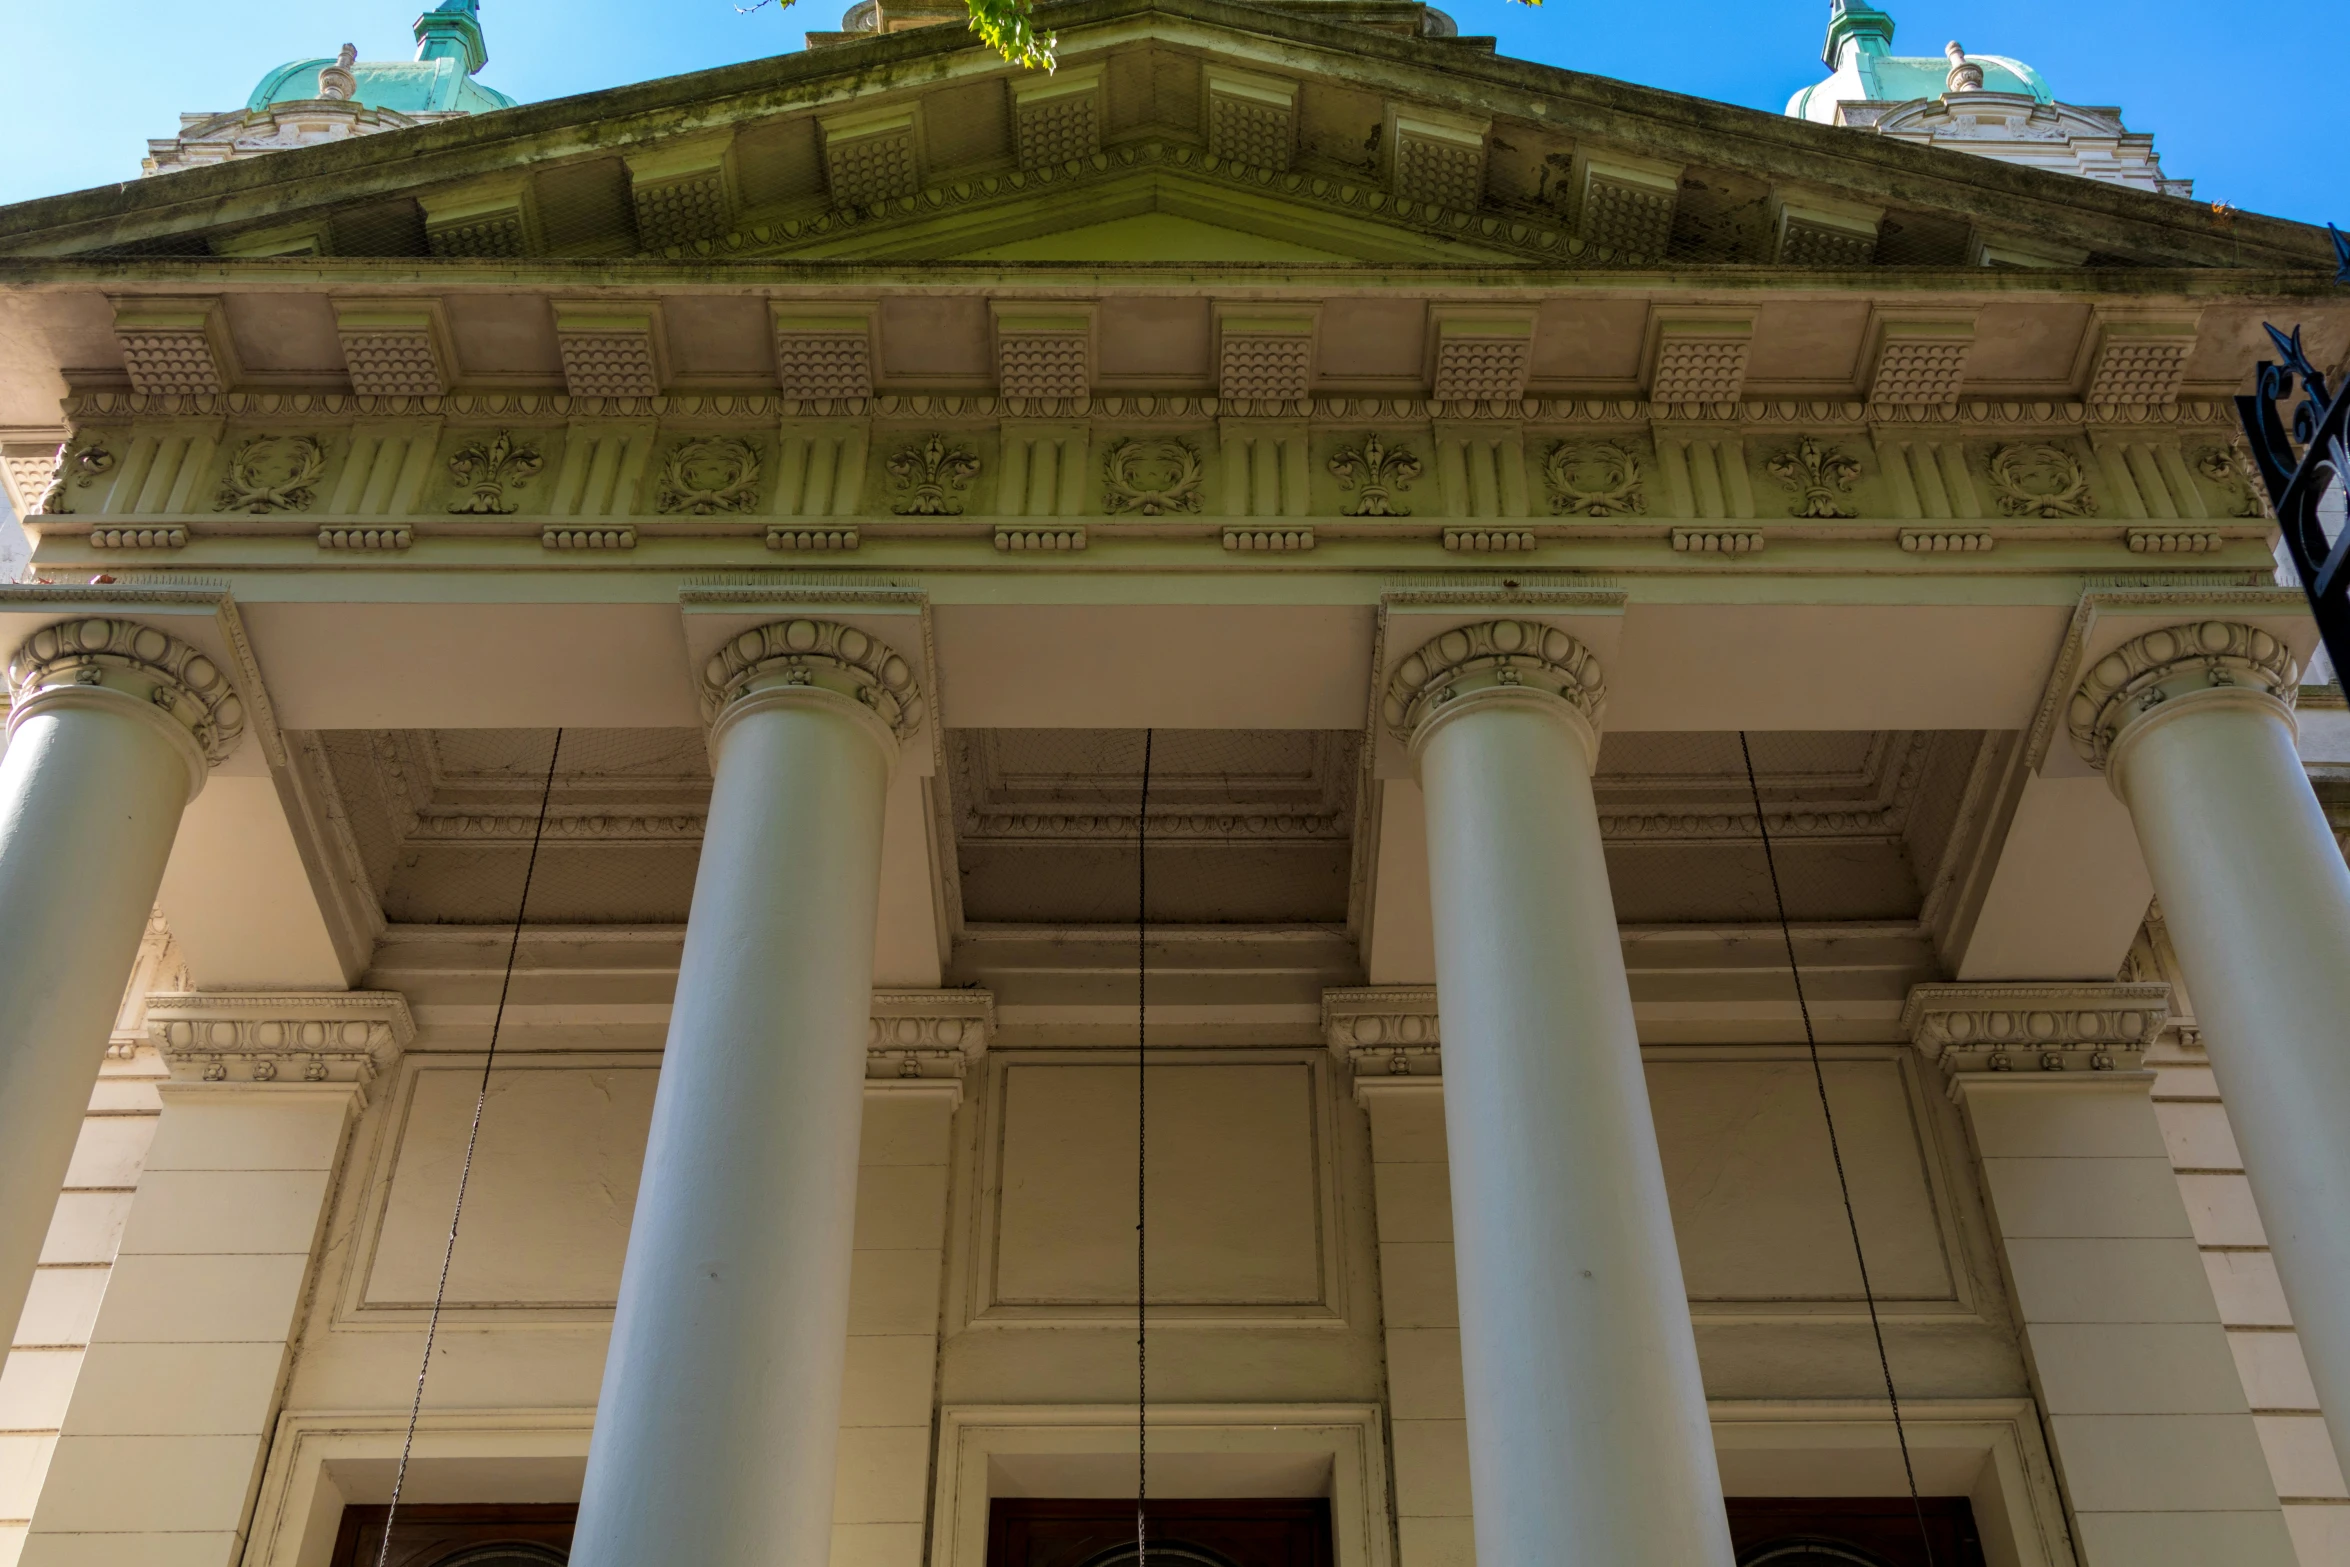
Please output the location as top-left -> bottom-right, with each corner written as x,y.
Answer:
1,0 -> 2344,219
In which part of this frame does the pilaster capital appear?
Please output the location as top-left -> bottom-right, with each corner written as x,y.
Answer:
1381,620 -> 1606,756
147,990 -> 413,1104
698,617 -> 926,751
867,989 -> 992,1107
1900,982 -> 2168,1085
2066,620 -> 2299,773
5,616 -> 247,788
1322,986 -> 1442,1083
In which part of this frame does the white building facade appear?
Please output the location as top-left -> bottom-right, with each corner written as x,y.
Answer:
0,3 -> 2345,1566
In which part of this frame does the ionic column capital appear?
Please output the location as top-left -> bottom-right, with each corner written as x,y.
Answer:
2066,620 -> 2299,776
1322,986 -> 1442,1096
5,616 -> 247,792
866,989 -> 993,1107
147,990 -> 413,1106
1381,619 -> 1606,760
698,617 -> 926,758
1900,982 -> 2169,1088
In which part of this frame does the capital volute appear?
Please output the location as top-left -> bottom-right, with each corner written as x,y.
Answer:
2066,620 -> 2299,775
148,990 -> 413,1106
1382,619 -> 1606,755
6,616 -> 246,792
1901,982 -> 2169,1088
1322,986 -> 1443,1082
698,617 -> 926,752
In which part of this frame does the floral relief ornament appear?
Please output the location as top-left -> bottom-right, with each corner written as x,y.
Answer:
1989,443 -> 2095,518
886,434 -> 981,516
1328,432 -> 1421,517
2193,446 -> 2268,519
33,439 -> 115,515
1766,436 -> 1861,519
217,434 -> 329,514
1101,437 -> 1204,516
1543,439 -> 1645,517
657,436 -> 763,515
447,430 -> 545,516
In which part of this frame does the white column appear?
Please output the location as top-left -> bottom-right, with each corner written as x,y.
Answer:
571,618 -> 923,1567
2070,620 -> 2350,1471
1905,983 -> 2295,1566
1383,620 -> 1733,1567
0,617 -> 241,1360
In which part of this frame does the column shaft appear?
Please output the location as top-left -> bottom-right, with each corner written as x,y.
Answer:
2109,691 -> 2350,1469
0,699 -> 195,1351
1416,691 -> 1732,1566
571,687 -> 895,1566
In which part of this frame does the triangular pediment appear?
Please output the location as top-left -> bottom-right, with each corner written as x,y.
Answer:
0,0 -> 2328,275
954,211 -> 1352,263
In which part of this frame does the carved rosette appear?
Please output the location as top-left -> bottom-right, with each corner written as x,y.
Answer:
148,990 -> 413,1102
1381,619 -> 1605,749
5,617 -> 247,778
866,989 -> 995,1085
2066,621 -> 2299,772
1322,987 -> 1442,1080
698,617 -> 926,745
1901,983 -> 2169,1080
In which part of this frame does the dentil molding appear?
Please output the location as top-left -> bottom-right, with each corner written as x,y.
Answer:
147,990 -> 414,1100
1900,982 -> 2169,1081
2065,620 -> 2300,770
5,615 -> 247,771
1382,619 -> 1605,745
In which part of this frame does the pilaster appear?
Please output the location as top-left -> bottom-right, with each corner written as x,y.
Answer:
1324,987 -> 1461,1567
1904,983 -> 2296,1566
22,992 -> 411,1567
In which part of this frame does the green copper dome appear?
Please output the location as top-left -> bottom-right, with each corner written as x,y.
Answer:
1787,1 -> 2051,123
245,1 -> 517,117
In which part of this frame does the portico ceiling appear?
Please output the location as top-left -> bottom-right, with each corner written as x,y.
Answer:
304,719 -> 1989,935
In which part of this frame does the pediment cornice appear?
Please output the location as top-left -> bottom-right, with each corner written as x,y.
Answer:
0,0 -> 2327,273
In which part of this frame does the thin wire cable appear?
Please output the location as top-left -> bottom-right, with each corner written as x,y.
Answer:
1739,732 -> 1937,1567
372,729 -> 564,1567
1135,729 -> 1153,1567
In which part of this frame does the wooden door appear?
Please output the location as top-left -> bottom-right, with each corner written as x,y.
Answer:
331,1504 -> 577,1567
986,1499 -> 1335,1567
1726,1497 -> 1987,1567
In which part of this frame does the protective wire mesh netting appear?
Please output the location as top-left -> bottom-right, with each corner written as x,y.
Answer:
303,721 -> 1989,934
314,726 -> 708,925
947,726 -> 1360,927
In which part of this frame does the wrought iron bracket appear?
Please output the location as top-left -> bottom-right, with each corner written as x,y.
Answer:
2236,225 -> 2350,677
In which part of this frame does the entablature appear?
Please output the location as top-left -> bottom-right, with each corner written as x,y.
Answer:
5,387 -> 2279,571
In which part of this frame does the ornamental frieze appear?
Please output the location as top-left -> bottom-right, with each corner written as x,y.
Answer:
216,434 -> 329,513
656,436 -> 764,515
1100,437 -> 1205,516
886,434 -> 981,515
447,430 -> 545,515
1766,436 -> 1863,519
1988,442 -> 2097,518
1328,433 -> 1420,516
1543,439 -> 1645,516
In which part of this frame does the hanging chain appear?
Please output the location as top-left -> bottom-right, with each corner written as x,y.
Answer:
1134,731 -> 1154,1566
373,729 -> 564,1567
1740,733 -> 1935,1566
